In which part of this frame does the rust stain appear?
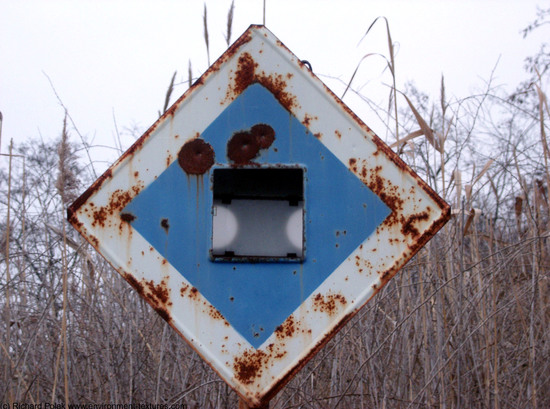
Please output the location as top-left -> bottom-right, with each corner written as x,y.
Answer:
251,124 -> 275,149
266,343 -> 287,360
161,218 -> 170,233
227,131 -> 260,164
146,278 -> 171,305
227,123 -> 276,164
401,211 -> 430,238
263,308 -> 356,405
233,349 -> 268,385
89,235 -> 99,248
67,168 -> 113,223
208,29 -> 253,79
124,274 -> 172,323
179,284 -> 201,301
312,292 -> 347,316
356,163 -> 442,240
346,158 -> 450,283
348,158 -> 357,173
335,130 -> 342,140
189,286 -> 199,300
232,52 -> 257,96
86,184 -> 144,231
274,315 -> 296,339
355,254 -> 373,273
178,137 -> 215,175
120,212 -> 136,222
302,114 -> 317,128
258,71 -> 298,112
370,136 -> 450,211
207,305 -> 230,326
226,51 -> 299,112
208,305 -> 224,320
232,318 -> 303,389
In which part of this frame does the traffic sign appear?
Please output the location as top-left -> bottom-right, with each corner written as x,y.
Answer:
68,25 -> 450,408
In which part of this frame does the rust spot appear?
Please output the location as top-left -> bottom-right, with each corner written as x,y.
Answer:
189,286 -> 199,300
226,51 -> 298,112
90,186 -> 143,229
274,315 -> 296,339
178,138 -> 215,175
303,114 -> 317,128
359,164 -> 404,230
154,307 -> 171,323
146,278 -> 171,305
125,274 -> 144,294
335,130 -> 342,139
205,30 -> 254,89
348,158 -> 357,174
208,305 -> 228,325
124,274 -> 172,322
314,132 -> 322,139
263,307 -> 356,405
266,342 -> 287,360
120,212 -> 136,222
233,348 -> 268,385
227,131 -> 260,164
312,292 -> 347,316
89,235 -> 99,248
161,218 -> 170,233
67,168 -> 113,222
251,124 -> 275,149
227,123 -> 276,164
401,211 -> 430,238
258,72 -> 298,112
233,52 -> 257,96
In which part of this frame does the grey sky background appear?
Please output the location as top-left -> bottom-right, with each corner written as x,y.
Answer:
0,0 -> 547,170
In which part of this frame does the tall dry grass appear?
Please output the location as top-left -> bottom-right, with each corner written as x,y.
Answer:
1,11 -> 550,409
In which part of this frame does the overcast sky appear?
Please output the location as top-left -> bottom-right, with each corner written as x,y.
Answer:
0,0 -> 547,169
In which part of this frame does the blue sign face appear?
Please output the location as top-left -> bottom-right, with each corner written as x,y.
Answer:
123,83 -> 390,348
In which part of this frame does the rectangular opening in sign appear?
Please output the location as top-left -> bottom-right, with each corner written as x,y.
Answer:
211,168 -> 305,262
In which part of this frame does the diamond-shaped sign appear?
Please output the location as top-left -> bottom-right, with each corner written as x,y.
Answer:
68,25 -> 450,408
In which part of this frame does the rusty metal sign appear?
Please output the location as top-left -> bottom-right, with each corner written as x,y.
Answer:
68,25 -> 450,408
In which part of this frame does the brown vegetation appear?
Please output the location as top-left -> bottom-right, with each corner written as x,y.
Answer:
1,9 -> 550,409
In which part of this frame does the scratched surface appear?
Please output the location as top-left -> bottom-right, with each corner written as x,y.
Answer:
68,25 -> 450,408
